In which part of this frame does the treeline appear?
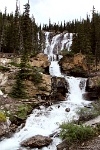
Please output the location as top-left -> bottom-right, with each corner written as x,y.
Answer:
0,1 -> 45,55
43,6 -> 100,65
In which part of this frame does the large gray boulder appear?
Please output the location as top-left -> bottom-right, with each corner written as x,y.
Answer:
21,135 -> 52,148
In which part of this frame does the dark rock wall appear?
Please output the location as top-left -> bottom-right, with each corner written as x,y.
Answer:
51,76 -> 69,101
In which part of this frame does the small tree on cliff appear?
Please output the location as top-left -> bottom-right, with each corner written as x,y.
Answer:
9,1 -> 31,98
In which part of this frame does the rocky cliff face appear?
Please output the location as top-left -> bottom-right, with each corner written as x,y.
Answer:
59,52 -> 88,77
51,76 -> 69,101
29,53 -> 50,74
84,75 -> 100,100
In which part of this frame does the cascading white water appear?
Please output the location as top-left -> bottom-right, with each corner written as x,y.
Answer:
66,77 -> 88,105
0,32 -> 90,150
49,61 -> 61,77
0,77 -> 90,150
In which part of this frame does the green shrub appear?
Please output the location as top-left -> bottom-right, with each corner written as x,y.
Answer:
9,62 -> 20,67
9,66 -> 42,98
96,124 -> 100,134
33,67 -> 44,73
0,65 -> 10,72
60,123 -> 95,144
59,49 -> 74,57
38,86 -> 47,91
17,67 -> 43,85
0,112 -> 6,122
17,104 -> 32,120
9,71 -> 27,99
30,67 -> 42,85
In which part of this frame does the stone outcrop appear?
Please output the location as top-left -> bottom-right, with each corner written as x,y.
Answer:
85,75 -> 100,100
25,73 -> 51,98
0,119 -> 11,138
84,115 -> 100,127
0,53 -> 21,66
59,53 -> 88,77
51,76 -> 69,101
0,70 -> 51,99
21,135 -> 52,148
29,53 -> 50,74
0,53 -> 50,74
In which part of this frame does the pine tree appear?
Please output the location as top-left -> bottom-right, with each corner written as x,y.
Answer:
13,0 -> 20,54
31,16 -> 38,55
20,0 -> 31,69
0,8 -> 7,52
91,6 -> 96,55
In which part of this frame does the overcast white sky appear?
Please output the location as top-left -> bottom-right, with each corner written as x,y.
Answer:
0,0 -> 100,25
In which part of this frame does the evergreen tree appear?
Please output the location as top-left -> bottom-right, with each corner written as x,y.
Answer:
13,0 -> 20,54
20,0 -> 31,69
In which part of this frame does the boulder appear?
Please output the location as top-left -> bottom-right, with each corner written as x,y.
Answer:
65,108 -> 70,112
21,135 -> 52,148
51,76 -> 69,101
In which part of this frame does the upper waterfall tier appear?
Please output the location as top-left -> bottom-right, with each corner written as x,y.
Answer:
44,32 -> 73,61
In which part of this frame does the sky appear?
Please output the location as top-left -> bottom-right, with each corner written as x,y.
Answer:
0,0 -> 100,25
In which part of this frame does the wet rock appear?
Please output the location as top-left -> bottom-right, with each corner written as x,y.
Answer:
57,140 -> 69,150
21,135 -> 52,148
58,105 -> 60,108
49,131 -> 60,138
79,79 -> 85,90
56,93 -> 66,101
65,108 -> 70,112
82,92 -> 98,101
51,76 -> 69,101
85,76 -> 100,99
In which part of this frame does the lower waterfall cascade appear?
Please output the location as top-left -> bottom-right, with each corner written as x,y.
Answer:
0,67 -> 90,150
0,32 -> 90,150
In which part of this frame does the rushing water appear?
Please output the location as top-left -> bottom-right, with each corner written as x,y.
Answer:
0,76 -> 90,150
0,32 -> 90,150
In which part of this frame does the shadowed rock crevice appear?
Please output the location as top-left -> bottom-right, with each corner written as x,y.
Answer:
51,76 -> 69,101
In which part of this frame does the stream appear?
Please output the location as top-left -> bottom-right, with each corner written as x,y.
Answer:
0,32 -> 90,150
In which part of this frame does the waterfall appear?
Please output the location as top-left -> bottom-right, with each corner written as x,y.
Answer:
0,77 -> 89,150
66,77 -> 88,105
49,61 -> 61,77
0,32 -> 90,150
